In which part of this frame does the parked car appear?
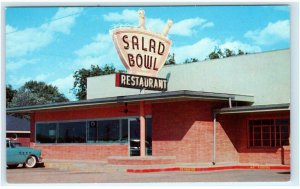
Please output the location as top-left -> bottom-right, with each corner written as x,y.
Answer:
6,138 -> 43,168
11,141 -> 22,147
130,139 -> 152,156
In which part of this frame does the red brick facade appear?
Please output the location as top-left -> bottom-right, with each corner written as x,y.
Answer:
30,100 -> 290,165
219,111 -> 290,165
6,133 -> 30,147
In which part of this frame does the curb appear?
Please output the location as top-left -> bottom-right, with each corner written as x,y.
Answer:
126,165 -> 290,173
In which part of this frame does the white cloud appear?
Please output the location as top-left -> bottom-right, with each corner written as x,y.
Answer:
170,18 -> 206,36
51,74 -> 75,100
6,27 -> 53,58
75,34 -> 112,57
103,9 -> 213,36
6,8 -> 83,58
8,73 -> 51,87
244,20 -> 290,46
173,38 -> 262,63
173,38 -> 219,63
6,25 -> 17,33
35,73 -> 50,81
201,22 -> 214,29
41,7 -> 83,34
9,76 -> 33,86
6,59 -> 39,71
146,18 -> 165,33
103,9 -> 138,23
73,33 -> 121,69
220,40 -> 261,53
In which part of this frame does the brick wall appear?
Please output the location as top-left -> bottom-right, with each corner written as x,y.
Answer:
6,133 -> 30,147
31,143 -> 128,160
152,100 -> 238,163
219,111 -> 290,165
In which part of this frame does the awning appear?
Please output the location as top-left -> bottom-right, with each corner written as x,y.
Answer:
214,103 -> 290,114
6,90 -> 254,113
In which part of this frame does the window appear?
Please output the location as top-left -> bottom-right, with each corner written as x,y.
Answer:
87,119 -> 128,143
58,122 -> 86,143
35,118 -> 142,144
36,123 -> 57,143
248,118 -> 289,147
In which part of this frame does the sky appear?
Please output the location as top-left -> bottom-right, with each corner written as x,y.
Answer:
5,6 -> 290,100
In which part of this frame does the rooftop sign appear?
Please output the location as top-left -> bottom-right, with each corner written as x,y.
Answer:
112,10 -> 173,78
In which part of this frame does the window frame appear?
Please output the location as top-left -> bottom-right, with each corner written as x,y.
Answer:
35,115 -> 151,145
247,117 -> 290,148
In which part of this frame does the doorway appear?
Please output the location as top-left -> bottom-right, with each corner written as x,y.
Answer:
128,118 -> 152,156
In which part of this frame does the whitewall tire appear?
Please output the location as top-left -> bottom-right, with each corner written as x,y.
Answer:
25,155 -> 37,168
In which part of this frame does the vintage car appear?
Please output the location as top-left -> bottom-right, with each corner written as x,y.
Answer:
6,138 -> 43,168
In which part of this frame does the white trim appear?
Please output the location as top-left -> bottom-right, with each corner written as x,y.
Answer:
6,131 -> 30,134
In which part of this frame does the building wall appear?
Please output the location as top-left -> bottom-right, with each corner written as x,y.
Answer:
6,133 -> 30,147
31,104 -> 151,160
31,143 -> 128,160
87,49 -> 290,106
29,101 -> 289,164
218,111 -> 290,165
152,100 -> 239,163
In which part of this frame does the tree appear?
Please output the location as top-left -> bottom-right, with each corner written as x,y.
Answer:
6,84 -> 17,105
165,53 -> 176,65
8,81 -> 69,108
73,64 -> 116,100
184,58 -> 199,64
208,49 -> 223,60
207,48 -> 248,60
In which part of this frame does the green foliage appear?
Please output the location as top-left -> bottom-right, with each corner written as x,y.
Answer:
184,58 -> 199,64
165,53 -> 176,65
8,81 -> 69,108
73,64 -> 117,100
207,48 -> 248,60
208,49 -> 223,60
6,85 -> 17,105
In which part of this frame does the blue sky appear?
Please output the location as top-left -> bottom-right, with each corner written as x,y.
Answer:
5,6 -> 290,100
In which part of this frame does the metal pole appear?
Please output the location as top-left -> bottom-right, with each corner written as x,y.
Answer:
140,101 -> 146,157
213,112 -> 216,165
229,98 -> 232,108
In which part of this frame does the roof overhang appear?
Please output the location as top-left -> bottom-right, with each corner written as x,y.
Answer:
214,103 -> 290,114
6,90 -> 254,113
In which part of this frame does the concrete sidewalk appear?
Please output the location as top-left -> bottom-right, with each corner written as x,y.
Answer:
43,159 -> 290,173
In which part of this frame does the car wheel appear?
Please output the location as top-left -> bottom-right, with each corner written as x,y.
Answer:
25,155 -> 37,168
7,164 -> 19,169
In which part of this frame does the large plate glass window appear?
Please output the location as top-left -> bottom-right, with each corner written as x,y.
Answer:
36,123 -> 57,143
58,121 -> 86,143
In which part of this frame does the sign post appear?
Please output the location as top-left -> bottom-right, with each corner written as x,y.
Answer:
112,10 -> 173,157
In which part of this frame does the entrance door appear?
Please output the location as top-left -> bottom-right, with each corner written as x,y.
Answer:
128,118 -> 152,156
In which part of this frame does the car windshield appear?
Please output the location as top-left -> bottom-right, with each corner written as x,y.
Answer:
6,140 -> 16,148
12,142 -> 22,147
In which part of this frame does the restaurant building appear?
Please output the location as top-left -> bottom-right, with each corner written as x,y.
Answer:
6,49 -> 290,165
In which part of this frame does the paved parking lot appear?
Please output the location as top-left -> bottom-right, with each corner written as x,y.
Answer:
6,166 -> 290,183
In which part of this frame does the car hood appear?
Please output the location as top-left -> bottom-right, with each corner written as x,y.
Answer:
16,147 -> 41,154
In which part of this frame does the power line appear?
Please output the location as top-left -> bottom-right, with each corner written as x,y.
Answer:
6,12 -> 81,35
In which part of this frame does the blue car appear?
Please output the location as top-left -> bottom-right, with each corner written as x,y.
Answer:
6,139 -> 43,168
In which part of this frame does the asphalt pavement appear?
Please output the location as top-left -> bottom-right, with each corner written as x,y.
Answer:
6,166 -> 290,183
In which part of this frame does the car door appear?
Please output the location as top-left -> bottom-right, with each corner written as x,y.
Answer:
6,141 -> 24,164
